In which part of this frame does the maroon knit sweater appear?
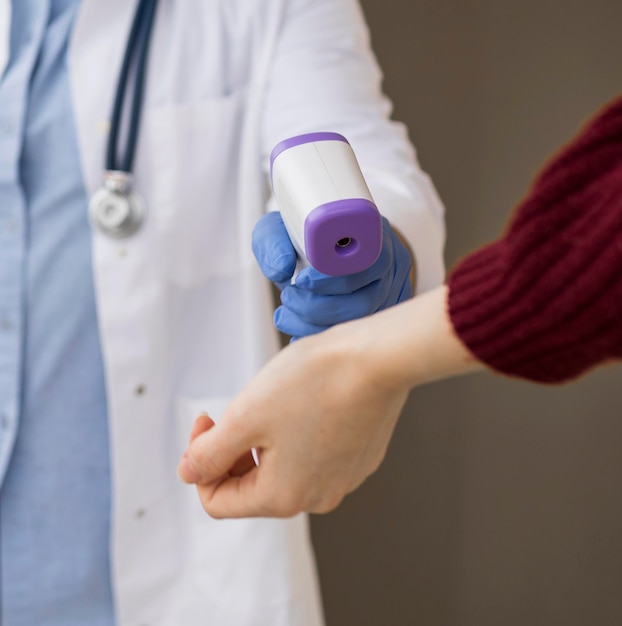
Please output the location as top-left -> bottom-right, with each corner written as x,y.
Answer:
448,96 -> 622,383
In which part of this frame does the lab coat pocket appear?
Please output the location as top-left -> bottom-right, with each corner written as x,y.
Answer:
143,92 -> 246,287
174,394 -> 308,615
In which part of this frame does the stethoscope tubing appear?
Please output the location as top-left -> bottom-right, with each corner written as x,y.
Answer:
106,0 -> 159,174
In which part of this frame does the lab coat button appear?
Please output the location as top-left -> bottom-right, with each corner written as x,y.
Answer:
135,384 -> 146,396
135,508 -> 146,519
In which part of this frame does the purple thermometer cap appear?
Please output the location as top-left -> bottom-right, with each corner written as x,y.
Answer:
304,199 -> 382,276
270,132 -> 349,178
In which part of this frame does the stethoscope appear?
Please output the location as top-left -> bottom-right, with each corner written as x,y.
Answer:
89,0 -> 159,239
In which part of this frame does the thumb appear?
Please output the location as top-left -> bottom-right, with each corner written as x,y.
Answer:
252,212 -> 297,283
189,412 -> 216,443
178,410 -> 259,485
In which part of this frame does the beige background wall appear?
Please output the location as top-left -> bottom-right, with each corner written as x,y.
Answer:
310,2 -> 622,625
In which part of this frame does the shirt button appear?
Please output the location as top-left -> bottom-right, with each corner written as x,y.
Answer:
0,118 -> 16,135
3,218 -> 17,234
0,317 -> 12,331
0,414 -> 10,429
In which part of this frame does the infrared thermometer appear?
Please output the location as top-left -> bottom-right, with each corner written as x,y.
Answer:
270,132 -> 382,276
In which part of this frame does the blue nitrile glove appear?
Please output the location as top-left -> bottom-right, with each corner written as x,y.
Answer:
252,211 -> 413,340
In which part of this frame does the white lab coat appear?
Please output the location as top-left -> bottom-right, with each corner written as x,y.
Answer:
0,1 -> 445,625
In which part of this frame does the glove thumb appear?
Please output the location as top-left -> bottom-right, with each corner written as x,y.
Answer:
252,212 -> 297,284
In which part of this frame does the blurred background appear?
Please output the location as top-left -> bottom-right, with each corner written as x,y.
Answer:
310,1 -> 622,624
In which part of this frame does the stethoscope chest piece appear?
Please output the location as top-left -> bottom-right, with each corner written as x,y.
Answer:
89,171 -> 145,239
90,0 -> 159,239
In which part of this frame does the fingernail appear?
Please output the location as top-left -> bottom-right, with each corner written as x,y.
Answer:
177,456 -> 203,484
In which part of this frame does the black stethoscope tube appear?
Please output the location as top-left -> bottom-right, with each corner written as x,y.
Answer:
106,0 -> 159,174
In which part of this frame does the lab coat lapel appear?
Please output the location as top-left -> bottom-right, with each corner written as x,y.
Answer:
0,0 -> 11,78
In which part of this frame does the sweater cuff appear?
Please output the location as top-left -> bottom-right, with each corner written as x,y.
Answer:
447,232 -> 622,384
447,97 -> 622,383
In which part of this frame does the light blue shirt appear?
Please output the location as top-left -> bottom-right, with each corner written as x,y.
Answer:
0,1 -> 115,624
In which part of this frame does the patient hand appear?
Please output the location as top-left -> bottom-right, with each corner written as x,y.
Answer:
177,320 -> 410,518
177,286 -> 478,518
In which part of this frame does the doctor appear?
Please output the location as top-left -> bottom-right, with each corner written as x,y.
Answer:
0,1 -> 445,625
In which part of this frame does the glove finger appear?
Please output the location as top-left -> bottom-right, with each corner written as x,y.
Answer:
394,244 -> 415,303
382,235 -> 414,307
397,277 -> 414,303
294,247 -> 388,294
252,212 -> 297,283
280,279 -> 391,326
273,306 -> 329,339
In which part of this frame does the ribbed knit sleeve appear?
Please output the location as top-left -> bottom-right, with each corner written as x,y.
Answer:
448,96 -> 622,383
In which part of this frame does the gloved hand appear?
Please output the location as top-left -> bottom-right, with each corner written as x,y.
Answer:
252,211 -> 414,340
